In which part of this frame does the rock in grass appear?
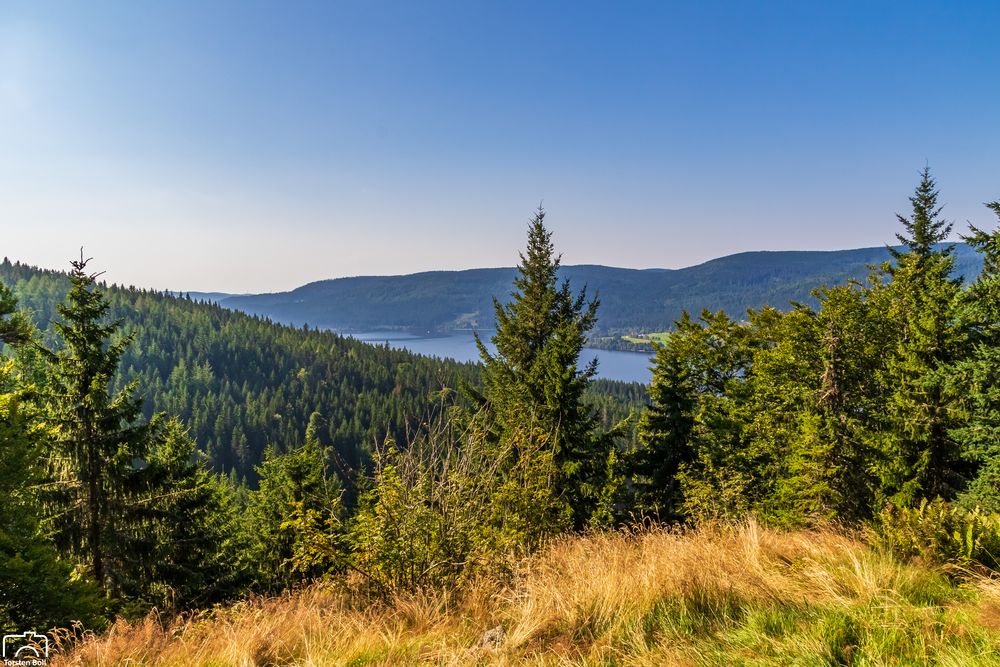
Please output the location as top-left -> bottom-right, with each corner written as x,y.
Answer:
479,625 -> 506,649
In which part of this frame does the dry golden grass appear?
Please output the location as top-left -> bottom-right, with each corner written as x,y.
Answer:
52,522 -> 1000,666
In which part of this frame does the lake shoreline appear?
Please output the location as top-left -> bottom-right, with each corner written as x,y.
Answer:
342,328 -> 653,384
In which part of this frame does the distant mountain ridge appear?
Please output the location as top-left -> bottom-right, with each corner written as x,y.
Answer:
217,244 -> 983,334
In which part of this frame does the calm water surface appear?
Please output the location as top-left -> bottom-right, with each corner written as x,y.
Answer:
348,330 -> 652,384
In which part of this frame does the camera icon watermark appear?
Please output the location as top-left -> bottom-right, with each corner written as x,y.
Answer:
2,632 -> 49,666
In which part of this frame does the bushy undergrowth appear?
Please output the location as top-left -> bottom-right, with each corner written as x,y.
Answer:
52,522 -> 1000,666
876,497 -> 1000,572
346,398 -> 571,596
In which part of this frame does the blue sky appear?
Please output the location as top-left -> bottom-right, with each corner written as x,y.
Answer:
2,1 -> 998,292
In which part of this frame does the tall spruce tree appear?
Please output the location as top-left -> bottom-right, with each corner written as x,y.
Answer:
42,255 -> 163,598
877,168 -> 968,505
758,288 -> 883,525
952,199 -> 1000,510
136,418 -> 245,610
631,314 -> 698,521
476,208 -> 610,528
0,283 -> 102,629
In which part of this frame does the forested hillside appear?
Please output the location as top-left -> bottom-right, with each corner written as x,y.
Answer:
0,259 -> 481,481
0,260 -> 643,483
217,244 -> 982,334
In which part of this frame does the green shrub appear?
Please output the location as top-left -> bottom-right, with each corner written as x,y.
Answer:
350,406 -> 570,595
875,497 -> 1000,571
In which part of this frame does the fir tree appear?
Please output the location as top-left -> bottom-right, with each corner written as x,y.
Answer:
952,199 -> 1000,510
138,418 -> 245,610
41,255 -> 163,598
0,281 -> 31,347
0,282 -> 102,629
631,314 -> 697,521
242,413 -> 343,591
671,310 -> 756,521
877,169 -> 968,505
762,288 -> 882,524
476,208 -> 611,528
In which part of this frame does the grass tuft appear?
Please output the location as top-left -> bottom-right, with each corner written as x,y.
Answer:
52,521 -> 1000,666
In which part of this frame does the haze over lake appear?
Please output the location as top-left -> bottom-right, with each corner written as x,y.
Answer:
349,330 -> 652,384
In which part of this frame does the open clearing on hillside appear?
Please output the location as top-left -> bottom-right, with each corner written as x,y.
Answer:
55,522 -> 1000,666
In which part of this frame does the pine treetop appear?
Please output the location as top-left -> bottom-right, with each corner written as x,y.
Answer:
891,167 -> 954,261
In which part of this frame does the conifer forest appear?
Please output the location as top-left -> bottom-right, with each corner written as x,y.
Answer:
4,171 -> 1000,664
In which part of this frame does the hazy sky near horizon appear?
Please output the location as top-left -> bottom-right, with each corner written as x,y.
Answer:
2,1 -> 999,293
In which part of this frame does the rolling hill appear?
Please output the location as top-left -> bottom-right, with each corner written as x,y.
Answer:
217,244 -> 983,334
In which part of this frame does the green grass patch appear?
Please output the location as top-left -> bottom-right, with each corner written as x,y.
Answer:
621,331 -> 671,345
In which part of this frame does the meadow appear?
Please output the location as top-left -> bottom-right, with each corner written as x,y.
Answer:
53,522 -> 1000,666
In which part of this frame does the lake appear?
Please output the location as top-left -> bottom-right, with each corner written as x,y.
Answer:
347,330 -> 653,384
